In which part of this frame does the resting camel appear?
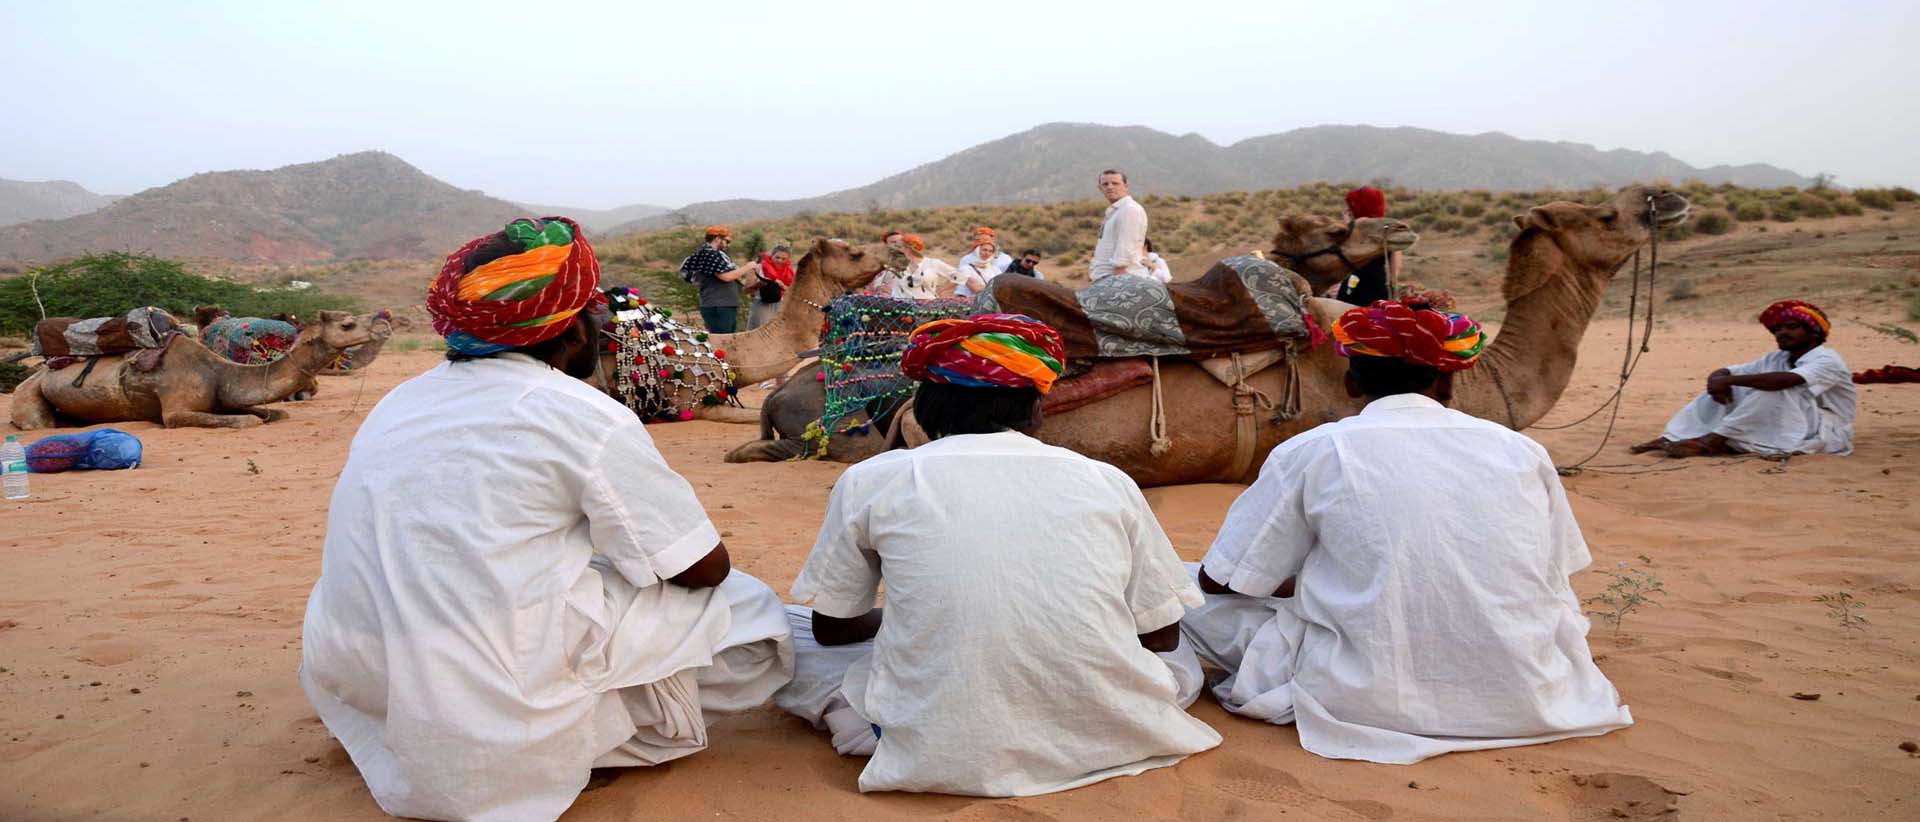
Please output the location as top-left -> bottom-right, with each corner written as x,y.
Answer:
10,310 -> 375,430
723,216 -> 1419,463
318,311 -> 395,377
897,186 -> 1690,487
592,237 -> 884,423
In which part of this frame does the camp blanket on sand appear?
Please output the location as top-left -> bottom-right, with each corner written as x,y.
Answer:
32,307 -> 181,360
973,255 -> 1320,360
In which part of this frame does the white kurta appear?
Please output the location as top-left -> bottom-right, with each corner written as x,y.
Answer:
1190,394 -> 1632,765
1090,195 -> 1148,280
1661,345 -> 1856,455
300,354 -> 794,822
787,431 -> 1221,795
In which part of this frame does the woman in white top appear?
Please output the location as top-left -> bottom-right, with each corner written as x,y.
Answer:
891,233 -> 978,300
1141,238 -> 1174,284
955,228 -> 1013,299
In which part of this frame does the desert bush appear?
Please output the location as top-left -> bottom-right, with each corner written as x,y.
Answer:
1854,188 -> 1897,210
1659,221 -> 1694,241
1831,197 -> 1864,216
0,252 -> 358,335
1429,216 -> 1465,233
1459,200 -> 1486,218
1668,278 -> 1700,301
1732,200 -> 1768,222
1692,209 -> 1733,235
1892,187 -> 1919,202
1788,193 -> 1834,218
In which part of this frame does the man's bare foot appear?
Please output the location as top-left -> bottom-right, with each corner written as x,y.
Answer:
1629,437 -> 1670,454
1661,435 -> 1730,458
584,768 -> 622,792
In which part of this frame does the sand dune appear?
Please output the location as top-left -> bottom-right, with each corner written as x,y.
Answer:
3,316 -> 1917,821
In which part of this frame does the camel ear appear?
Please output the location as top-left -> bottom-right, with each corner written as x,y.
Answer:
1520,207 -> 1560,233
1511,215 -> 1529,231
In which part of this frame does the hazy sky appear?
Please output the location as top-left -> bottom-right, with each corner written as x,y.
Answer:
4,0 -> 1915,208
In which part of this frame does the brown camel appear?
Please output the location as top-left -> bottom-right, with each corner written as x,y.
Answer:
721,216 -> 1418,463
593,237 -> 884,424
317,312 -> 396,377
10,310 -> 375,430
896,186 -> 1691,487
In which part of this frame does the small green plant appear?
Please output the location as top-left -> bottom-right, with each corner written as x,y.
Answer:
1583,556 -> 1667,638
245,459 -> 261,475
1860,320 -> 1918,345
1692,209 -> 1733,235
1815,592 -> 1868,638
1668,278 -> 1700,301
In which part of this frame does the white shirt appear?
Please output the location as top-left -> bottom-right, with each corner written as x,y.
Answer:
1730,346 -> 1856,454
792,431 -> 1221,795
1090,195 -> 1148,280
300,354 -> 730,821
890,257 -> 966,301
1143,252 -> 1174,283
954,249 -> 1012,298
1201,394 -> 1632,765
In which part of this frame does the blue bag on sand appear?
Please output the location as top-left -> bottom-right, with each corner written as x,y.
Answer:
24,428 -> 143,472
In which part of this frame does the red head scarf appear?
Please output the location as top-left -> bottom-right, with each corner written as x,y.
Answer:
1331,300 -> 1486,373
1345,186 -> 1388,219
901,233 -> 926,254
427,217 -> 605,355
901,314 -> 1066,393
1758,299 -> 1830,338
970,226 -> 997,248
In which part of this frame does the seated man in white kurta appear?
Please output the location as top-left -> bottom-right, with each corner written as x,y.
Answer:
775,314 -> 1221,796
1183,299 -> 1633,765
1632,299 -> 1856,458
299,219 -> 793,822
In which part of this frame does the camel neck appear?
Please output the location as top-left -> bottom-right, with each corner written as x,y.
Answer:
1452,233 -> 1614,429
217,335 -> 332,407
702,254 -> 842,384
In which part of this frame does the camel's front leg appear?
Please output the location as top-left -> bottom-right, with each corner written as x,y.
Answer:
234,406 -> 290,423
161,410 -> 264,429
8,371 -> 58,430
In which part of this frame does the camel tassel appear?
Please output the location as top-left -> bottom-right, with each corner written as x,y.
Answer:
1148,356 -> 1172,458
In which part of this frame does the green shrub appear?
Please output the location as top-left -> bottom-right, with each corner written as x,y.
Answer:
1855,188 -> 1897,210
1429,216 -> 1465,233
1693,209 -> 1733,235
0,252 -> 358,335
1788,193 -> 1834,218
1893,187 -> 1919,202
1732,200 -> 1768,222
1832,197 -> 1864,216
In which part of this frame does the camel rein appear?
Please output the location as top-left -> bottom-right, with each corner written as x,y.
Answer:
1522,194 -> 1664,475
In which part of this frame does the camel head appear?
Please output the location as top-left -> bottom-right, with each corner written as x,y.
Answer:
298,310 -> 376,352
1269,215 -> 1419,293
800,237 -> 888,291
1504,186 -> 1691,302
364,310 -> 395,341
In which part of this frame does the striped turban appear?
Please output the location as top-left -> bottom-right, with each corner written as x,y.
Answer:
902,314 -> 1066,393
1332,300 -> 1487,373
1759,300 -> 1829,339
427,217 -> 606,355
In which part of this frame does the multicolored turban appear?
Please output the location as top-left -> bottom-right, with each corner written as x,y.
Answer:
1759,299 -> 1830,338
901,233 -> 927,254
1345,186 -> 1387,219
1331,300 -> 1487,373
427,217 -> 606,355
704,225 -> 732,240
901,314 -> 1066,393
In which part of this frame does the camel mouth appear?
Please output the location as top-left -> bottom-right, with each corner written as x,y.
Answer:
1648,194 -> 1691,227
1384,229 -> 1420,251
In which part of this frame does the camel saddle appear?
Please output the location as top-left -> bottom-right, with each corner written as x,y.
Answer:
34,308 -> 181,383
974,255 -> 1317,361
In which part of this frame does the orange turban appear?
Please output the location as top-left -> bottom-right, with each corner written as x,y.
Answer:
1759,300 -> 1830,338
1331,300 -> 1486,373
902,314 -> 1066,393
704,225 -> 732,240
901,233 -> 926,254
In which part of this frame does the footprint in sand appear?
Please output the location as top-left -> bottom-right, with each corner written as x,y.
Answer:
1689,664 -> 1763,685
950,802 -> 1059,822
1208,757 -> 1391,821
1563,772 -> 1685,820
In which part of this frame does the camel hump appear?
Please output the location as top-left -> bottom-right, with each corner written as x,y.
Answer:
983,258 -> 1315,361
32,307 -> 181,359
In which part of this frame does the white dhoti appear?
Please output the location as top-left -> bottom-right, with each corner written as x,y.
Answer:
1660,386 -> 1825,455
774,606 -> 1206,757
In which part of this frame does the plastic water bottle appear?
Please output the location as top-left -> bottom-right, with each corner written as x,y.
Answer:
2,434 -> 26,500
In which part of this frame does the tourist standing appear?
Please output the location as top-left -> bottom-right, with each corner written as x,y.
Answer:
1090,169 -> 1148,281
955,227 -> 1012,299
891,234 -> 975,300
679,226 -> 760,333
748,242 -> 795,330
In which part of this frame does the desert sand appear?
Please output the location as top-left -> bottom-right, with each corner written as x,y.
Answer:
5,229 -> 1920,820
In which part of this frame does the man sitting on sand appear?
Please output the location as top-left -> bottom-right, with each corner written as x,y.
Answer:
1633,299 -> 1856,458
1183,299 -> 1633,765
300,217 -> 794,822
775,314 -> 1221,795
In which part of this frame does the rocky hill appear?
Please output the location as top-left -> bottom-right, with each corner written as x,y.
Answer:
0,152 -> 526,264
621,123 -> 1814,232
0,179 -> 119,227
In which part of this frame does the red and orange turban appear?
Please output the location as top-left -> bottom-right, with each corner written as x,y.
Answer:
1759,299 -> 1830,338
970,226 -> 997,248
901,233 -> 927,254
1345,186 -> 1387,219
1332,300 -> 1486,373
704,225 -> 732,240
902,314 -> 1066,393
427,217 -> 605,355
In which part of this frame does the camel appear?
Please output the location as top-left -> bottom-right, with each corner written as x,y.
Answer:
593,237 -> 884,424
895,186 -> 1690,487
10,310 -> 375,430
318,311 -> 395,377
722,215 -> 1420,463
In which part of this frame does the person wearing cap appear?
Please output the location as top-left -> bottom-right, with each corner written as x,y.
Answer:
1333,186 -> 1403,304
774,314 -> 1221,795
1183,299 -> 1632,765
1634,299 -> 1855,458
954,227 -> 1013,299
679,225 -> 761,333
300,217 -> 794,822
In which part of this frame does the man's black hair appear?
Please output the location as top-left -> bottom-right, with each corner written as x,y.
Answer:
1347,354 -> 1442,398
1019,249 -> 1040,259
912,381 -> 1042,438
446,331 -> 574,364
